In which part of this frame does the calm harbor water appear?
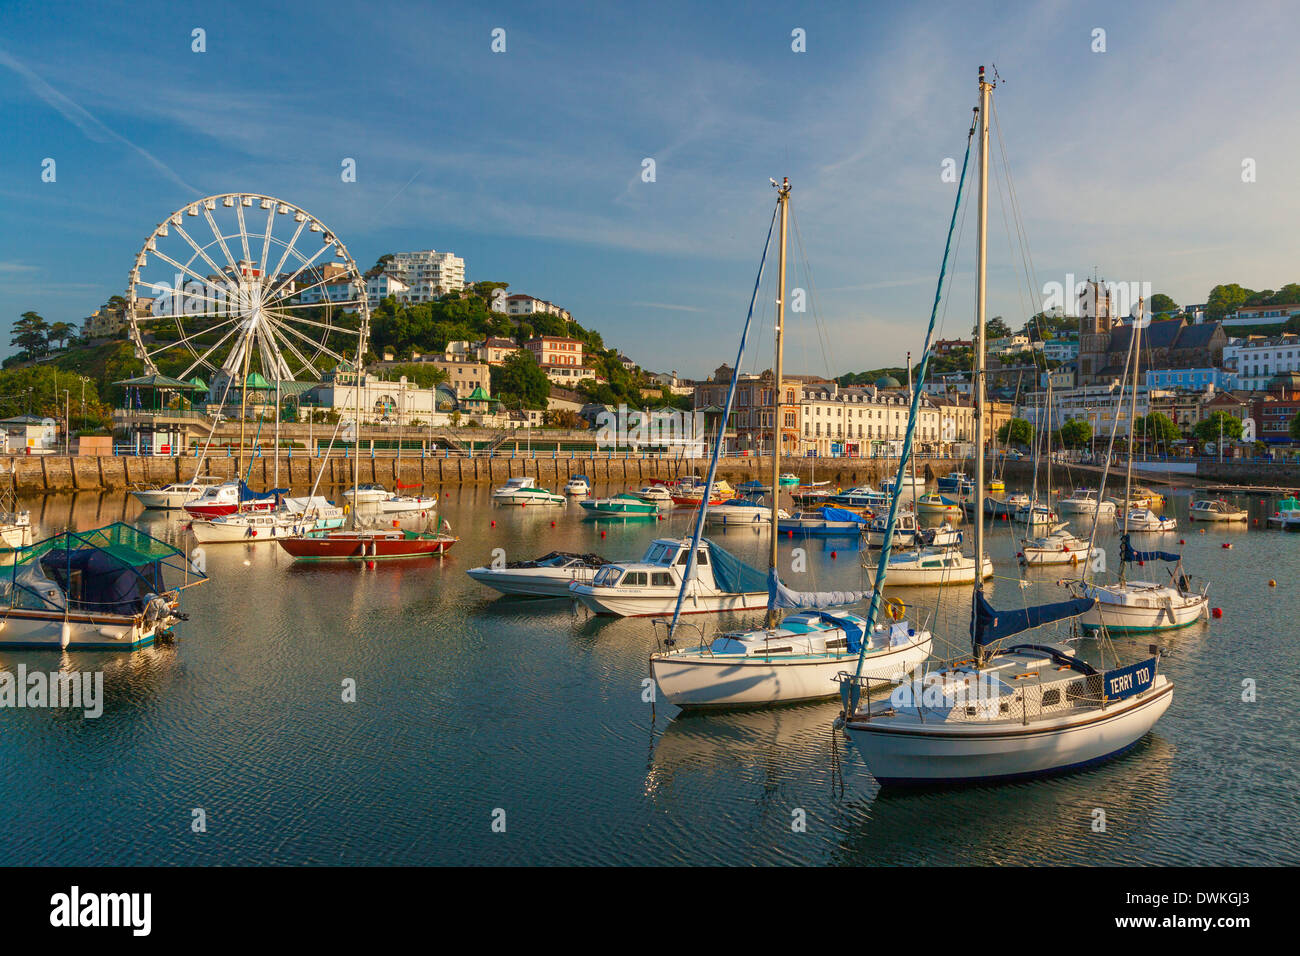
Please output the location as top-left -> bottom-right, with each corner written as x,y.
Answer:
1,480 -> 1297,866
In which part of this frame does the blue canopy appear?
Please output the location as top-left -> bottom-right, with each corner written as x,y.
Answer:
817,505 -> 869,524
706,539 -> 768,595
973,591 -> 1096,648
1120,534 -> 1180,564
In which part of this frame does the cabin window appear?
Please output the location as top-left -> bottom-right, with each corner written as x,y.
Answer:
763,646 -> 792,654
647,545 -> 668,563
696,551 -> 709,566
623,572 -> 648,587
1041,689 -> 1061,706
651,573 -> 674,587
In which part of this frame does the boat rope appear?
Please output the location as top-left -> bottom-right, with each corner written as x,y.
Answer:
849,105 -> 976,689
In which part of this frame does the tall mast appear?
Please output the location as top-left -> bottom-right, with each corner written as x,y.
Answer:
766,177 -> 790,629
973,66 -> 991,662
1119,296 -> 1144,585
906,352 -> 917,497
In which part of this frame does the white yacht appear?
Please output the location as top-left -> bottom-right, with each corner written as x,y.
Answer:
569,537 -> 768,617
466,550 -> 607,597
1058,488 -> 1116,517
864,510 -> 918,547
563,474 -> 591,496
190,496 -> 346,543
869,545 -> 993,586
130,475 -> 225,510
630,485 -> 674,509
1189,499 -> 1247,522
1119,508 -> 1176,533
1019,525 -> 1101,567
490,476 -> 566,507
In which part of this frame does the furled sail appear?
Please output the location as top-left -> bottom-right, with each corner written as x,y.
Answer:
973,591 -> 1096,647
1120,534 -> 1181,565
767,567 -> 867,610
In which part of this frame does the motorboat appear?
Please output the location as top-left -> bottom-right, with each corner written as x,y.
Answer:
880,474 -> 925,498
0,522 -> 205,650
466,550 -> 607,597
1119,508 -> 1176,533
779,473 -> 801,486
1058,487 -> 1117,517
830,485 -> 891,509
936,471 -> 972,493
182,481 -> 280,518
190,496 -> 346,544
342,483 -> 438,514
563,474 -> 591,496
629,485 -> 674,509
569,537 -> 769,617
490,476 -> 566,507
1267,495 -> 1300,529
864,510 -> 918,548
1189,499 -> 1247,522
130,475 -> 225,510
915,492 -> 962,517
776,505 -> 869,536
581,493 -> 662,517
918,522 -> 962,548
1014,502 -> 1060,529
869,545 -> 993,586
1019,525 -> 1101,567
704,497 -> 789,526
790,486 -> 838,506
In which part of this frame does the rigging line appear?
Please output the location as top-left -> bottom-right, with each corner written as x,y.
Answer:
665,200 -> 780,641
787,207 -> 835,384
851,114 -> 977,684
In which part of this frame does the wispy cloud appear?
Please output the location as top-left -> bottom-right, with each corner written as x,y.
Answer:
0,46 -> 201,195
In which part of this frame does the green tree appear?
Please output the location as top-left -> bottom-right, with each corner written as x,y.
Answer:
48,321 -> 75,350
1133,412 -> 1181,445
1290,411 -> 1300,442
1149,293 -> 1179,316
1206,284 -> 1255,322
978,315 -> 1012,340
490,349 -> 550,409
1193,411 -> 1243,445
382,363 -> 449,389
1059,418 -> 1093,447
997,417 -> 1034,446
11,311 -> 50,359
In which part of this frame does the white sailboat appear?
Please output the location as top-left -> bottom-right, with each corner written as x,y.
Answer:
1020,523 -> 1101,567
1058,487 -> 1116,517
1119,507 -> 1176,533
648,179 -> 931,707
840,68 -> 1171,787
490,476 -> 566,506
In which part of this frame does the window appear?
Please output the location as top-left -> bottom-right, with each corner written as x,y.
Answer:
623,571 -> 648,587
651,572 -> 674,587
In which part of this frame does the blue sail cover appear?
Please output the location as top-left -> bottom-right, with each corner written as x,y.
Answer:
1120,533 -> 1180,564
706,539 -> 768,595
767,567 -> 868,610
817,506 -> 869,524
973,591 -> 1096,647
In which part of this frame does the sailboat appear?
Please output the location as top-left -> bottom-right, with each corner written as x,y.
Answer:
278,361 -> 458,561
1074,298 -> 1208,632
840,68 -> 1171,786
648,179 -> 932,707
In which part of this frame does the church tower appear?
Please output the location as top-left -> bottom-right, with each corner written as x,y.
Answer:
1077,279 -> 1113,385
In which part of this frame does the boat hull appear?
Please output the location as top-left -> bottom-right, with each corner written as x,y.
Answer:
844,679 -> 1173,786
1079,587 -> 1208,632
0,609 -> 171,650
278,532 -> 457,560
652,641 -> 931,708
184,499 -> 276,519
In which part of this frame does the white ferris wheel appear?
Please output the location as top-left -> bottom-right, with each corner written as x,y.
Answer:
126,193 -> 369,401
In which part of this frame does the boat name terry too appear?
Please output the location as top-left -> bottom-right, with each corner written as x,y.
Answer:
0,665 -> 103,718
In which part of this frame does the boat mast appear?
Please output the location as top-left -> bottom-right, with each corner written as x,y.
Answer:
766,177 -> 790,629
906,352 -> 918,501
1119,296 -> 1144,585
973,66 -> 991,664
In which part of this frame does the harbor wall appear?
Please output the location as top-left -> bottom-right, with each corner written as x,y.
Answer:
4,453 -> 974,495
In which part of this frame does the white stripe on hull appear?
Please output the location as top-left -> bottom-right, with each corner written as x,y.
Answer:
466,568 -> 595,597
570,588 -> 768,617
844,680 -> 1173,784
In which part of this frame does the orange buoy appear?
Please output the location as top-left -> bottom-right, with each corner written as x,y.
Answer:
1269,579 -> 1277,587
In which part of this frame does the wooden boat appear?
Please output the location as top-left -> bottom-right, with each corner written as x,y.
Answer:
278,527 -> 457,561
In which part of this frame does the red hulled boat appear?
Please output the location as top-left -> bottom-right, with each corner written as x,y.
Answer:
277,528 -> 458,561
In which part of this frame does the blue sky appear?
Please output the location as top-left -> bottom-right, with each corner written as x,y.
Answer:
3,0 -> 1298,378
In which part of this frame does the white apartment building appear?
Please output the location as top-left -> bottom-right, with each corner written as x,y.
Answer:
1223,335 -> 1300,391
1020,381 -> 1154,436
504,294 -> 571,322
386,250 -> 466,300
800,383 -> 940,457
1042,339 -> 1079,362
365,273 -> 410,307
